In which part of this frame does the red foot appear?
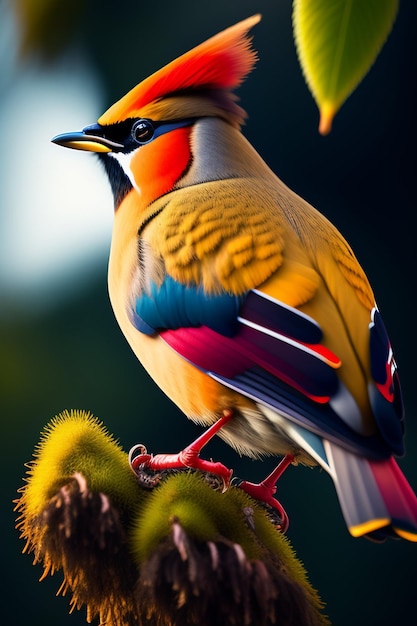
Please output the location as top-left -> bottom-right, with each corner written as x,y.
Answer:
129,411 -> 234,490
237,454 -> 294,532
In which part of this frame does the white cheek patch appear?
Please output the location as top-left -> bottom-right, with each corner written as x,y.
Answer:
109,151 -> 142,195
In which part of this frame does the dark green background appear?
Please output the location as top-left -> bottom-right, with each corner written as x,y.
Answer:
2,1 -> 416,624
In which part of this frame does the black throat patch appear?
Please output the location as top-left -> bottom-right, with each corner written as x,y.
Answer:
98,154 -> 132,209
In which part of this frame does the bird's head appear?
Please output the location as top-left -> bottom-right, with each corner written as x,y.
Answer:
52,15 -> 261,208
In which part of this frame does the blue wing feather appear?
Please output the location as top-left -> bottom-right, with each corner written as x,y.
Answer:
134,275 -> 244,336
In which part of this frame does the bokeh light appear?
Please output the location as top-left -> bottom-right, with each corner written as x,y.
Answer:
0,56 -> 112,311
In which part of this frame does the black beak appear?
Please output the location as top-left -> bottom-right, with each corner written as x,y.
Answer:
51,124 -> 124,153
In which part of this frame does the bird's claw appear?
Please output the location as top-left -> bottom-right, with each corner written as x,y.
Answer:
178,447 -> 233,491
234,477 -> 289,532
128,444 -> 152,470
129,413 -> 234,490
129,444 -> 232,491
233,454 -> 294,532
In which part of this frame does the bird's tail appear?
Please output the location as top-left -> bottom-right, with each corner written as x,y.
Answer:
323,440 -> 417,541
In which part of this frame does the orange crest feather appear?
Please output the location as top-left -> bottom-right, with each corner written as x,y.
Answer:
99,15 -> 261,126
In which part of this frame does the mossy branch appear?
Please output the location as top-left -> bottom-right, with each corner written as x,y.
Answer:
15,409 -> 330,625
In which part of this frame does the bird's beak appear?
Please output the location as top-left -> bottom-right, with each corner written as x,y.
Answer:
51,124 -> 124,153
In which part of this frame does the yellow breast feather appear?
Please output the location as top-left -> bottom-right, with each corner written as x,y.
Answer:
143,178 -> 288,295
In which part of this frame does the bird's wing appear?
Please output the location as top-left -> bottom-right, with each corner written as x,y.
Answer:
132,178 -> 404,459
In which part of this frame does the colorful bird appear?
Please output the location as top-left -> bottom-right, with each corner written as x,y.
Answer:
52,15 -> 417,542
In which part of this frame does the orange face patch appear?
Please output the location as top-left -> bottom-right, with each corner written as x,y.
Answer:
129,127 -> 192,207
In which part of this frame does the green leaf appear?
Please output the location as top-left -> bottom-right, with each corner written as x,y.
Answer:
292,0 -> 399,134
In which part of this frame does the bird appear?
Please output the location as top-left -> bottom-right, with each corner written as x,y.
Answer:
52,14 -> 417,542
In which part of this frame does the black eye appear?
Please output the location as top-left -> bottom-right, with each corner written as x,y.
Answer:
132,119 -> 155,144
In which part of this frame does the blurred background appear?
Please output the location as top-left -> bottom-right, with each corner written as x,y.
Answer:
1,0 -> 415,624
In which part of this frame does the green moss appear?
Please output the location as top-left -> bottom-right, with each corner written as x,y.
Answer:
22,409 -> 141,519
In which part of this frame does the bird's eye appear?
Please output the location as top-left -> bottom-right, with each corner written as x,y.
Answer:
132,119 -> 155,144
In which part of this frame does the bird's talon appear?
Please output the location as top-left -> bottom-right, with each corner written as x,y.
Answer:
237,478 -> 290,532
232,455 -> 294,532
129,444 -> 152,473
221,471 -> 233,493
130,454 -> 153,473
